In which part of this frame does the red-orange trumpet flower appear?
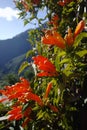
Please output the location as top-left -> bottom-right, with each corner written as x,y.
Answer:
32,55 -> 58,77
8,106 -> 23,121
74,20 -> 85,39
58,0 -> 73,6
0,78 -> 43,106
44,82 -> 53,98
64,28 -> 74,46
41,31 -> 65,49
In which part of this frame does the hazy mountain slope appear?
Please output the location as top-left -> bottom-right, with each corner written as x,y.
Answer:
4,53 -> 26,73
0,30 -> 31,67
0,53 -> 26,78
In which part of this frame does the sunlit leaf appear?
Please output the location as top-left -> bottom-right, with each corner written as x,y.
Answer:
63,64 -> 73,76
18,61 -> 30,74
37,110 -> 44,119
59,58 -> 70,65
26,50 -> 35,59
24,19 -> 29,26
69,107 -> 77,111
37,111 -> 45,120
74,32 -> 87,47
58,51 -> 66,57
76,49 -> 87,57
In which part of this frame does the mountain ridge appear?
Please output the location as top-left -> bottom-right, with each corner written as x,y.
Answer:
0,29 -> 31,67
0,23 -> 47,82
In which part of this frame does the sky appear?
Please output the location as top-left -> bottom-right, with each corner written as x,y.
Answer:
0,0 -> 46,40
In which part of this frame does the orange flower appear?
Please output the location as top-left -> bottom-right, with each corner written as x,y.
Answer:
23,107 -> 32,117
58,0 -> 73,6
8,106 -> 23,121
32,0 -> 40,5
0,77 -> 44,123
21,0 -> 29,12
0,78 -> 31,98
25,92 -> 43,106
48,103 -> 58,112
41,31 -> 65,49
64,28 -> 74,46
8,106 -> 22,115
44,82 -> 53,98
0,78 -> 32,102
52,14 -> 59,21
22,107 -> 32,127
0,77 -> 43,106
64,21 -> 85,46
58,1 -> 65,6
74,20 -> 85,39
49,14 -> 59,29
22,117 -> 31,128
32,55 -> 58,77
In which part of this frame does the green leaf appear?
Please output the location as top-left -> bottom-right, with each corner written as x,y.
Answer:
58,51 -> 66,57
74,32 -> 87,47
55,54 -> 61,71
69,107 -> 77,111
24,19 -> 29,26
54,49 -> 63,66
18,61 -> 30,74
37,110 -> 45,120
63,64 -> 73,76
59,58 -> 70,65
22,103 -> 30,111
26,50 -> 35,59
0,123 -> 6,129
76,49 -> 87,57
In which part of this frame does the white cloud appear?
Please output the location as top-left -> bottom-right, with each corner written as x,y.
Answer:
0,7 -> 20,21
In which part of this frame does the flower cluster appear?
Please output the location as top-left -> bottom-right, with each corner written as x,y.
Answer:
7,106 -> 23,121
48,14 -> 60,29
0,77 -> 59,127
32,55 -> 58,77
42,20 -> 85,49
14,0 -> 40,12
0,78 -> 43,125
41,30 -> 66,49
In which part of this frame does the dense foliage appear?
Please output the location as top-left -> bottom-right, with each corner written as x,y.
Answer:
0,0 -> 87,130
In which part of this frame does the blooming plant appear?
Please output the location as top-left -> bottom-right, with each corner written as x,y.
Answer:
0,0 -> 87,130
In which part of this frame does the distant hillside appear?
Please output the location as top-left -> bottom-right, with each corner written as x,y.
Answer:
0,23 -> 47,83
4,54 -> 26,73
0,53 -> 26,78
0,22 -> 47,68
0,53 -> 34,88
0,30 -> 31,67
